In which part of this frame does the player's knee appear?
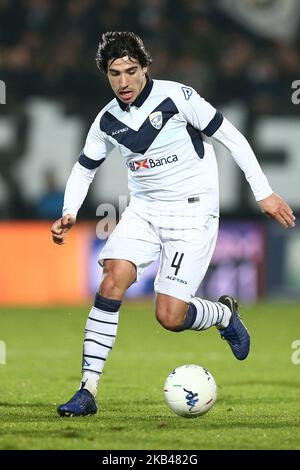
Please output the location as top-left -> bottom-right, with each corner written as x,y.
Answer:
100,270 -> 126,299
155,307 -> 184,332
100,261 -> 136,299
100,276 -> 124,299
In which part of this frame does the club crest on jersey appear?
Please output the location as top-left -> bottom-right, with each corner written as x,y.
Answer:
149,111 -> 163,130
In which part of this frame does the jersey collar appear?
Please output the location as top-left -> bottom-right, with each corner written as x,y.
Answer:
116,75 -> 154,111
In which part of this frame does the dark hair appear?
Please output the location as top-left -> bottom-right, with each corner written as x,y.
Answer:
96,31 -> 152,73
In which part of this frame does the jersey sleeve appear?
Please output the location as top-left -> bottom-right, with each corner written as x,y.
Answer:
79,115 -> 113,169
62,162 -> 97,217
172,85 -> 223,136
213,117 -> 273,201
63,114 -> 114,217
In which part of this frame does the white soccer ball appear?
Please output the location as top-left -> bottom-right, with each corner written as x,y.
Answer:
164,364 -> 217,418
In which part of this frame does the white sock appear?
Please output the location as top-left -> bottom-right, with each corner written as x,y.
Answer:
81,294 -> 121,397
189,297 -> 231,331
81,371 -> 100,397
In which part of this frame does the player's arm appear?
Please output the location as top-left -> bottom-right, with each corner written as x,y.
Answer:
51,161 -> 99,244
212,118 -> 296,229
257,192 -> 296,229
175,85 -> 296,229
51,213 -> 77,245
51,116 -> 111,245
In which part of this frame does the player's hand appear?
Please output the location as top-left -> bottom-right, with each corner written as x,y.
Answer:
258,193 -> 296,229
51,214 -> 76,245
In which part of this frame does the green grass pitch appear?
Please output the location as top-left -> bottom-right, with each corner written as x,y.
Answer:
0,300 -> 300,450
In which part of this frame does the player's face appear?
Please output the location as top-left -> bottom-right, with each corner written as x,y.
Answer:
107,57 -> 148,105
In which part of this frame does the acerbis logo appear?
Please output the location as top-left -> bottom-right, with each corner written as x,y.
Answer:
112,127 -> 129,136
166,275 -> 187,285
127,154 -> 178,172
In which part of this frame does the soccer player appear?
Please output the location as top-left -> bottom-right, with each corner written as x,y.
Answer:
51,32 -> 296,417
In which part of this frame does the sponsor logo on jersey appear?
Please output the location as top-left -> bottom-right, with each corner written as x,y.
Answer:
111,127 -> 129,136
135,159 -> 149,170
127,155 -> 178,172
181,86 -> 193,100
149,111 -> 163,129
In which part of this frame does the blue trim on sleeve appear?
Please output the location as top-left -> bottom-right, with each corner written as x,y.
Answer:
202,110 -> 223,137
78,152 -> 105,170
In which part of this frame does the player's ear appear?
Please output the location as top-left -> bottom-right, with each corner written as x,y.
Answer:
142,66 -> 148,76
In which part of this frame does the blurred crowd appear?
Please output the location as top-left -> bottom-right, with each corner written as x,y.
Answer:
0,0 -> 300,219
1,0 -> 300,114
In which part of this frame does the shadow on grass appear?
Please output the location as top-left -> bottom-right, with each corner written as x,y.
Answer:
0,402 -> 47,407
225,380 -> 300,388
0,402 -> 62,422
0,429 -> 84,438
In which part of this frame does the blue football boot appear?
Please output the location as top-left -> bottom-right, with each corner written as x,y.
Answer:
57,385 -> 97,417
218,295 -> 250,360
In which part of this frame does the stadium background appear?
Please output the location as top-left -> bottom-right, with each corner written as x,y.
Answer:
0,0 -> 299,305
0,0 -> 300,452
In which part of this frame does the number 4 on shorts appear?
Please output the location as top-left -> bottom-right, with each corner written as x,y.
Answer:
171,252 -> 184,275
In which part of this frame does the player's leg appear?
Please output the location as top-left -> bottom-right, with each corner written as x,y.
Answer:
155,293 -> 231,332
178,293 -> 250,361
155,215 -> 228,331
57,204 -> 160,417
155,294 -> 188,331
57,259 -> 136,417
155,284 -> 250,362
82,259 -> 136,387
80,259 -> 136,397
154,215 -> 250,360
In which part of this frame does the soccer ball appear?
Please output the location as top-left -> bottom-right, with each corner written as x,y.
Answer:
163,364 -> 217,418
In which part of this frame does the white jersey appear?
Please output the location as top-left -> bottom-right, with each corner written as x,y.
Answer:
63,77 -> 272,217
83,78 -> 222,214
